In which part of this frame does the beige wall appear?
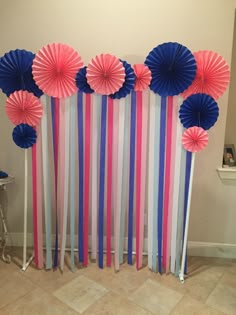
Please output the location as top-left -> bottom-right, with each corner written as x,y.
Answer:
0,0 -> 236,245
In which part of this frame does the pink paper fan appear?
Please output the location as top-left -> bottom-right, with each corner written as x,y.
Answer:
182,126 -> 208,153
133,64 -> 152,91
32,43 -> 84,98
86,54 -> 125,95
6,90 -> 43,127
182,51 -> 230,100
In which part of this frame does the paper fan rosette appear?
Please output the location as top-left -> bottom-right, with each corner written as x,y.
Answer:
0,49 -> 43,97
182,126 -> 208,153
32,43 -> 84,98
76,66 -> 94,94
179,93 -> 219,130
86,54 -> 125,95
6,90 -> 43,127
145,42 -> 196,96
12,123 -> 37,149
133,64 -> 152,91
182,51 -> 230,100
110,60 -> 135,99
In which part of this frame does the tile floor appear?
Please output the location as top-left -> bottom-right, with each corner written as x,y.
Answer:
0,249 -> 235,315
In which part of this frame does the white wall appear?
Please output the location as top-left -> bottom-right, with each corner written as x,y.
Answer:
0,0 -> 236,246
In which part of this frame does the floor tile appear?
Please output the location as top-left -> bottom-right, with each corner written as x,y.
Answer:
0,268 -> 36,308
170,295 -> 226,315
206,273 -> 236,315
53,275 -> 108,314
83,291 -> 153,315
129,278 -> 183,315
2,287 -> 78,315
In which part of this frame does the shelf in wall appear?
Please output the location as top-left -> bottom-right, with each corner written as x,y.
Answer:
217,167 -> 236,180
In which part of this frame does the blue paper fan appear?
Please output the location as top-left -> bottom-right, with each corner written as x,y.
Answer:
109,60 -> 135,99
12,123 -> 37,149
179,93 -> 219,130
145,42 -> 196,96
76,66 -> 94,94
0,49 -> 43,97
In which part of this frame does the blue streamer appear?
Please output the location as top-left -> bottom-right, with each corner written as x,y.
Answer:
157,96 -> 167,273
98,95 -> 107,268
128,91 -> 136,265
78,91 -> 84,263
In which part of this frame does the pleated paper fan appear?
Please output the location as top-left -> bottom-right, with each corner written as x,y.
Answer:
76,66 -> 94,94
6,90 -> 43,127
133,64 -> 152,91
145,42 -> 196,96
32,43 -> 84,98
86,54 -> 125,95
182,126 -> 208,153
179,93 -> 219,130
0,49 -> 43,97
110,60 -> 135,99
182,51 -> 230,100
12,123 -> 37,149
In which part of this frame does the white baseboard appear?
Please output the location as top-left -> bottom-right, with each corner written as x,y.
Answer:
6,233 -> 236,259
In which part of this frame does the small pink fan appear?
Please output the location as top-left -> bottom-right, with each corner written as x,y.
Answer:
182,126 -> 208,153
182,50 -> 230,100
133,64 -> 152,91
32,43 -> 84,98
6,90 -> 43,127
86,54 -> 125,95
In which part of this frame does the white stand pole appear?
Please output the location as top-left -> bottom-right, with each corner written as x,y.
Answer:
179,152 -> 195,283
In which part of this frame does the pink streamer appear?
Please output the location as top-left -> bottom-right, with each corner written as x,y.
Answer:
136,91 -> 142,270
163,96 -> 174,270
106,97 -> 113,267
166,96 -> 178,272
83,94 -> 91,267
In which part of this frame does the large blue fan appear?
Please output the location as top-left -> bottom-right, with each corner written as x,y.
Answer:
12,124 -> 37,149
0,49 -> 43,97
179,93 -> 219,130
76,66 -> 94,94
145,42 -> 196,96
109,60 -> 135,99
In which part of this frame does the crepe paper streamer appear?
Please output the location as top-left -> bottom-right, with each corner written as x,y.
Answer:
135,91 -> 143,270
162,96 -> 174,271
114,98 -> 125,271
106,97 -> 113,267
6,90 -> 43,127
32,43 -> 83,98
174,147 -> 187,277
148,92 -> 155,270
69,94 -> 76,271
87,54 -> 125,95
76,66 -> 94,94
170,99 -> 183,274
51,97 -> 60,268
119,96 -> 130,264
145,42 -> 196,96
166,96 -> 178,273
0,49 -> 43,97
98,95 -> 107,268
179,151 -> 195,282
41,96 -> 52,269
157,96 -> 167,273
60,99 -> 70,270
83,94 -> 91,267
182,50 -> 230,100
152,94 -> 161,272
12,124 -> 37,149
182,127 -> 209,153
179,93 -> 219,131
91,94 -> 99,260
110,60 -> 135,99
78,91 -> 84,263
128,91 -> 136,265
133,64 -> 152,91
